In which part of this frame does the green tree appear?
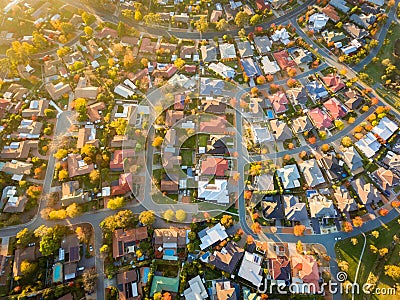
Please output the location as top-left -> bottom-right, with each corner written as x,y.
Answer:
58,169 -> 69,181
66,203 -> 81,218
32,31 -> 48,50
84,26 -> 93,36
20,260 -> 37,275
220,215 -> 234,228
250,14 -> 261,25
16,228 -> 34,248
175,210 -> 187,222
54,149 -> 68,160
194,16 -> 208,36
100,210 -> 134,234
36,225 -> 67,256
107,197 -> 125,210
82,12 -> 96,25
117,21 -> 126,37
235,11 -> 250,27
187,243 -> 195,253
82,268 -> 97,293
57,46 -> 71,57
139,210 -> 155,226
143,13 -> 161,25
163,209 -> 175,221
215,19 -> 228,31
134,11 -> 142,21
59,22 -> 74,35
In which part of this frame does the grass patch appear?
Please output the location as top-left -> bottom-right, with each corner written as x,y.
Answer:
363,23 -> 400,84
335,217 -> 400,300
180,149 -> 193,166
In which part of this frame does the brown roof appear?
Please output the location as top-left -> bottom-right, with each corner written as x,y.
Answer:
113,227 -> 148,259
77,127 -> 99,149
160,180 -> 179,192
0,140 -> 38,159
153,228 -> 187,248
139,37 -> 156,53
322,5 -> 340,22
67,154 -> 94,177
87,102 -> 105,122
166,110 -> 184,127
199,116 -> 227,134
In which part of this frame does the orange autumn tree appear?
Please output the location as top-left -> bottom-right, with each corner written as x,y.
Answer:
391,201 -> 400,208
293,224 -> 306,236
162,292 -> 172,300
352,216 -> 363,227
342,221 -> 353,232
247,235 -> 254,244
379,208 -> 389,216
251,222 -> 262,234
244,190 -> 253,200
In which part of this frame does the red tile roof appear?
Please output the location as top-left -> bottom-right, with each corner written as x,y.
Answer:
201,157 -> 229,177
323,98 -> 346,119
273,50 -> 296,70
322,74 -> 345,92
309,108 -> 332,129
269,91 -> 289,113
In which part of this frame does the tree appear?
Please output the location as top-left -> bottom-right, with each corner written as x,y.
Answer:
250,14 -> 261,25
235,11 -> 250,27
110,118 -> 127,135
143,13 -> 161,25
20,260 -> 37,275
59,22 -> 74,36
175,210 -> 187,222
58,169 -> 69,181
319,131 -> 327,140
220,215 -> 234,228
84,26 -> 93,36
296,240 -> 303,253
134,10 -> 142,21
81,144 -> 96,158
75,226 -> 86,242
16,228 -> 34,248
54,149 -> 68,160
36,225 -> 67,256
82,12 -> 96,25
342,221 -> 353,232
66,203 -> 81,218
348,117 -> 355,124
379,248 -> 388,256
215,19 -> 228,31
334,120 -> 344,130
194,16 -> 208,36
123,51 -> 135,69
187,243 -> 195,253
287,68 -> 297,77
293,225 -> 306,236
351,238 -> 358,246
352,216 -> 363,227
321,144 -> 330,152
154,292 -> 163,300
341,136 -> 353,147
107,197 -> 125,210
251,222 -> 262,234
74,98 -> 87,121
100,244 -> 109,254
89,170 -> 100,184
49,209 -> 67,220
174,58 -> 185,69
370,245 -> 378,254
163,209 -> 175,221
371,231 -> 379,239
100,210 -> 134,234
152,136 -> 164,147
384,265 -> 400,281
117,21 -> 126,38
139,210 -> 155,226
82,268 -> 97,293
32,31 -> 48,50
379,208 -> 389,216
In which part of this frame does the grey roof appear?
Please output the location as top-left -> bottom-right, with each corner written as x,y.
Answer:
254,36 -> 272,55
236,41 -> 253,58
341,146 -> 363,173
201,45 -> 218,62
283,195 -> 308,221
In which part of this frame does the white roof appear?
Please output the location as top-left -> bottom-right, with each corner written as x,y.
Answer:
184,275 -> 208,299
219,43 -> 236,60
372,117 -> 398,141
208,62 -> 235,79
198,179 -> 229,204
277,164 -> 301,189
238,251 -> 263,287
355,132 -> 381,158
309,13 -> 329,31
261,56 -> 280,74
114,84 -> 134,98
298,159 -> 325,187
199,223 -> 228,250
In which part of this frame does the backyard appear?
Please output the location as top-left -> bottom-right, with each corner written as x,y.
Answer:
335,217 -> 400,299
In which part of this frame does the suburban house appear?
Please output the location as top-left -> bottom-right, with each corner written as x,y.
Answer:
374,167 -> 400,190
199,223 -> 228,250
283,195 -> 308,221
341,146 -> 363,174
351,177 -> 381,205
323,97 -> 347,119
201,44 -> 218,62
320,152 -> 346,181
269,91 -> 289,114
67,154 -> 94,177
334,186 -> 358,213
238,252 -> 264,287
117,270 -> 140,300
308,13 -> 329,31
344,89 -> 363,110
112,227 -> 148,259
307,190 -> 337,220
292,116 -> 313,134
308,108 -> 332,129
208,241 -> 244,273
355,132 -> 381,158
291,254 -> 320,293
153,228 -> 188,260
322,74 -> 345,93
254,36 -> 272,55
198,179 -> 229,204
270,119 -> 293,141
305,81 -> 329,101
298,159 -> 326,188
277,164 -> 301,189
61,181 -> 87,206
219,43 -> 237,61
371,117 -> 398,141
273,50 -> 296,70
183,275 -> 208,300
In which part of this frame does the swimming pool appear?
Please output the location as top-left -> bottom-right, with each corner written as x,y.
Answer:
53,263 -> 63,283
142,267 -> 150,284
266,110 -> 274,119
164,249 -> 175,256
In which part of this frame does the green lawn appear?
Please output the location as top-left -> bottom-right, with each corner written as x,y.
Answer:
180,149 -> 193,166
363,23 -> 400,84
335,217 -> 400,299
198,134 -> 209,147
